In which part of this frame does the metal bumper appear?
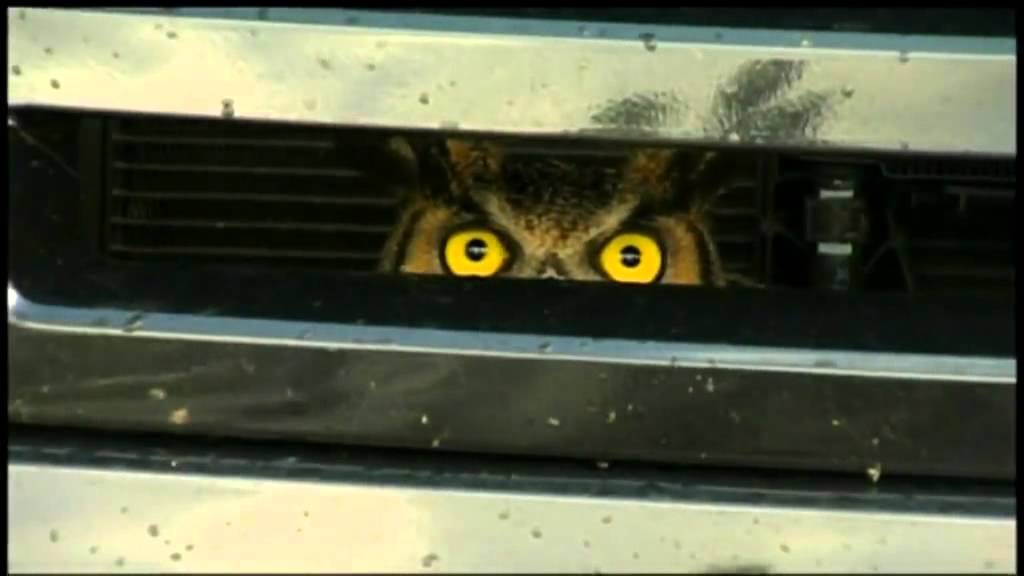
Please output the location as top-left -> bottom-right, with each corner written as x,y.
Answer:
8,432 -> 1017,574
8,284 -> 1016,481
7,8 -> 1016,155
6,282 -> 1018,573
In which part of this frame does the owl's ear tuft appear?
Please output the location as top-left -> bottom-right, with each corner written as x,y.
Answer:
622,149 -> 676,196
446,139 -> 504,191
384,136 -> 420,182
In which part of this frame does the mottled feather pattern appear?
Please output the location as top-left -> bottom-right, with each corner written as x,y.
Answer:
380,137 -> 752,286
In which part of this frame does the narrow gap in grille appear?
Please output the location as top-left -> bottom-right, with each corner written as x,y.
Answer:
101,116 -> 1015,293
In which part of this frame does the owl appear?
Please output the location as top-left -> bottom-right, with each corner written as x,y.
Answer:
379,137 -> 756,286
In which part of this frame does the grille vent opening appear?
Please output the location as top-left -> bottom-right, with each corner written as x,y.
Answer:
764,155 -> 1015,293
106,117 -> 412,270
873,155 -> 1015,293
101,116 -> 1014,293
869,182 -> 1014,292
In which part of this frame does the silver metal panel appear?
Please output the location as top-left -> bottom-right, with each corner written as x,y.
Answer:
91,8 -> 1017,55
7,286 -> 1015,384
7,8 -> 1016,155
8,461 -> 1015,573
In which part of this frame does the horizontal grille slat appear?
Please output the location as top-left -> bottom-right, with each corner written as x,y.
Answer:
113,174 -> 395,199
715,241 -> 759,265
114,199 -> 397,225
880,157 -> 1016,181
708,206 -> 759,216
113,118 -> 337,140
108,245 -> 381,261
110,140 -> 358,170
110,217 -> 393,234
111,189 -> 399,206
713,234 -> 760,244
114,214 -> 389,250
915,266 -> 1014,279
112,161 -> 363,178
909,239 -> 1009,251
111,133 -> 336,149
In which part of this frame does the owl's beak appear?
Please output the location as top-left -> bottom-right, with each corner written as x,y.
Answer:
537,255 -> 569,280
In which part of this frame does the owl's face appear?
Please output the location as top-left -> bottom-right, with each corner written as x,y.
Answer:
381,139 -> 723,286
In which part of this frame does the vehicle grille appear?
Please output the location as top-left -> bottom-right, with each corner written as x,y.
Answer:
101,115 -> 1014,292
105,117 -> 407,270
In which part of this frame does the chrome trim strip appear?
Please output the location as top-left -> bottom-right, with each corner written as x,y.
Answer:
90,8 -> 1019,55
7,461 -> 1015,573
8,287 -> 1016,384
8,8 -> 1016,155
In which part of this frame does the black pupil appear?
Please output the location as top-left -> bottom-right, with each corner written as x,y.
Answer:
620,245 -> 642,268
466,238 -> 488,262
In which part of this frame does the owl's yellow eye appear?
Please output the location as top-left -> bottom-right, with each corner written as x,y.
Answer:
598,232 -> 664,284
442,228 -> 510,277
